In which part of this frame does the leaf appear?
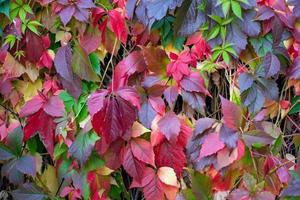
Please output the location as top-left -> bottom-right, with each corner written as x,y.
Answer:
220,96 -> 242,131
10,183 -> 47,200
54,44 -> 73,81
157,167 -> 178,187
131,121 -> 150,138
37,165 -> 58,195
174,0 -> 205,36
138,101 -> 157,129
16,155 -> 36,176
199,133 -> 225,158
226,23 -> 247,55
231,1 -> 242,20
289,96 -> 300,115
263,52 -> 280,78
181,72 -> 210,95
242,130 -> 275,147
2,52 -> 26,79
146,0 -> 183,22
130,138 -> 155,166
243,172 -> 256,192
24,109 -> 56,156
108,9 -> 128,44
69,132 -> 99,165
123,146 -> 145,183
8,126 -> 23,155
191,171 -> 212,200
141,46 -> 168,74
87,90 -> 108,117
19,95 -> 44,117
281,178 -> 300,197
142,169 -> 164,200
43,95 -> 65,117
0,144 -> 15,161
2,159 -> 23,184
25,30 -> 45,63
289,56 -> 300,79
0,0 -> 10,17
157,111 -> 181,142
219,124 -> 238,149
238,73 -> 254,93
91,95 -> 136,143
72,44 -> 99,82
154,139 -> 186,176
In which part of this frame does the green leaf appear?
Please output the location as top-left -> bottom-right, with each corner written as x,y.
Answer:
72,44 -> 100,82
271,135 -> 283,155
89,52 -> 101,76
220,26 -> 226,41
222,51 -> 230,64
243,172 -> 256,192
8,126 -> 23,156
191,171 -> 213,200
231,1 -> 243,20
54,143 -> 68,160
289,96 -> 300,115
207,26 -> 220,41
59,91 -> 75,112
18,7 -> 26,22
208,15 -> 223,24
211,49 -> 222,61
27,24 -> 39,35
22,4 -> 32,14
85,152 -> 105,171
222,1 -> 231,16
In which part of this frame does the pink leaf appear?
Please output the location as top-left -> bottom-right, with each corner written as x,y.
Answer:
108,9 -> 128,44
43,95 -> 65,117
130,138 -> 155,166
199,133 -> 225,159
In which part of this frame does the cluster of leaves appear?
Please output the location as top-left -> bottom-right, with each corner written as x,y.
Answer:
0,0 -> 300,199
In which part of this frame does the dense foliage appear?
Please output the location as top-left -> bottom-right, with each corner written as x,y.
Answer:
0,0 -> 300,199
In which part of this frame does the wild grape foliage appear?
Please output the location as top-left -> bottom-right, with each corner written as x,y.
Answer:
0,0 -> 300,199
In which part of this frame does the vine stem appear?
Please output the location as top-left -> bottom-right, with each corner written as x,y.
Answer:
99,38 -> 118,89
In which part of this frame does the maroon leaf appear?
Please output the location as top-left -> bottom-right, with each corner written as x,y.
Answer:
142,169 -> 164,200
25,30 -> 45,63
154,139 -> 186,177
157,111 -> 181,142
91,96 -> 136,143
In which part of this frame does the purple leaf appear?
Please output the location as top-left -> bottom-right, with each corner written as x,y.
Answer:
126,0 -> 138,19
263,52 -> 280,78
54,44 -> 73,81
219,124 -> 238,149
288,56 -> 300,79
146,0 -> 183,21
138,101 -> 157,129
256,5 -> 275,20
238,73 -> 254,93
226,23 -> 247,55
174,0 -> 206,36
2,159 -> 23,184
281,178 -> 300,197
59,5 -> 76,25
73,7 -> 89,22
11,183 -> 46,200
157,111 -> 181,142
194,118 -> 215,136
16,155 -> 36,176
238,10 -> 261,37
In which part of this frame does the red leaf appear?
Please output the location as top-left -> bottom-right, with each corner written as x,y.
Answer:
199,133 -> 225,159
142,170 -> 164,200
108,9 -> 128,44
157,111 -> 180,142
154,139 -> 186,177
123,146 -> 145,183
220,96 -> 243,131
91,96 -> 136,143
25,30 -> 45,63
130,138 -> 155,166
24,109 -> 56,156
